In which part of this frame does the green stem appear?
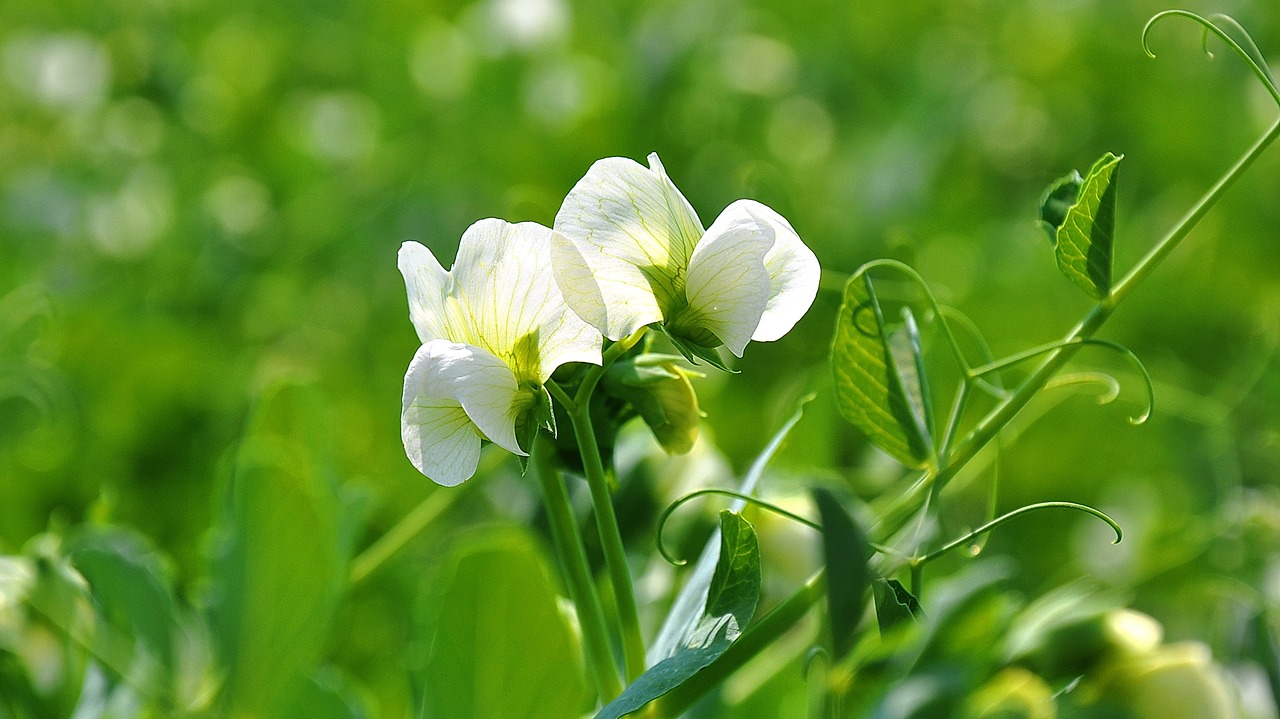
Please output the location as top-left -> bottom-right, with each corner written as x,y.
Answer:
550,329 -> 650,682
533,436 -> 623,701
654,570 -> 827,717
349,485 -> 466,586
567,395 -> 648,682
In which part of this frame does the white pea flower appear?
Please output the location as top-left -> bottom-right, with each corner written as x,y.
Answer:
398,219 -> 603,486
551,153 -> 820,361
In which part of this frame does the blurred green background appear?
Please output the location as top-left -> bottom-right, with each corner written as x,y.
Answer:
2,0 -> 1279,715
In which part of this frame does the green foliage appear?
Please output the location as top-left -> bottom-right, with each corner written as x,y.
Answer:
1,2 -> 1278,718
1039,153 -> 1123,299
205,383 -> 351,717
873,578 -> 923,634
813,488 -> 871,659
596,510 -> 761,719
416,527 -> 588,719
64,526 -> 184,700
832,273 -> 934,468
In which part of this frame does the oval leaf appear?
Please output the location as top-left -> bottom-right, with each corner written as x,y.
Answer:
206,383 -> 350,717
595,510 -> 761,719
832,273 -> 933,468
1049,152 -> 1123,299
417,527 -> 588,719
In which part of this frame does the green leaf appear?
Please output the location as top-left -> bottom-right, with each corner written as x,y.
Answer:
831,273 -> 934,468
1037,170 -> 1082,243
873,578 -> 923,634
66,526 -> 183,694
417,527 -> 588,719
887,307 -> 934,445
813,489 -> 871,659
649,396 -> 809,661
1042,152 -> 1123,299
205,382 -> 350,717
596,510 -> 761,719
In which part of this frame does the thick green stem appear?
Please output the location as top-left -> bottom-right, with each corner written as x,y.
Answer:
533,436 -> 623,701
568,398 -> 648,682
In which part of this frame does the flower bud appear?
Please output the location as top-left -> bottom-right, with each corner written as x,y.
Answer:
1098,642 -> 1236,719
603,355 -> 702,455
965,667 -> 1056,719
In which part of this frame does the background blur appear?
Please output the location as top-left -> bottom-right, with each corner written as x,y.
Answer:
2,0 -> 1279,715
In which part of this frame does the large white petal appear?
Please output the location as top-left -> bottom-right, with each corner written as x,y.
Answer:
553,154 -> 705,339
398,241 -> 454,343
450,219 -> 602,382
403,339 -> 526,459
739,201 -> 820,342
401,398 -> 482,487
683,203 -> 774,357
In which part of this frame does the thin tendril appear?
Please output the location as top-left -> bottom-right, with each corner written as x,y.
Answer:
655,488 -> 899,565
853,259 -> 973,373
937,306 -> 1008,398
657,489 -> 820,565
916,501 -> 1122,566
1205,14 -> 1277,87
1143,10 -> 1280,108
1045,371 -> 1123,405
802,646 -> 829,681
970,337 -> 1154,424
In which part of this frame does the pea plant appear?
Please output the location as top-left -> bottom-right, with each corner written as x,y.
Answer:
1,8 -> 1277,719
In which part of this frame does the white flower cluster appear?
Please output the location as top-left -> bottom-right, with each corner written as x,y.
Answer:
398,153 -> 820,485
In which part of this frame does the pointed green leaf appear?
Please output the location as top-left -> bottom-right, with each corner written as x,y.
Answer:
831,273 -> 933,468
417,527 -> 587,719
595,510 -> 761,719
206,382 -> 350,717
887,307 -> 934,447
1045,152 -> 1123,299
813,488 -> 871,660
873,577 -> 923,634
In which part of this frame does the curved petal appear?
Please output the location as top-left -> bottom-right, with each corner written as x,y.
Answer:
401,399 -> 481,486
553,154 -> 704,339
403,339 -> 526,458
731,200 -> 821,342
451,219 -> 602,382
683,203 -> 774,357
398,241 -> 454,343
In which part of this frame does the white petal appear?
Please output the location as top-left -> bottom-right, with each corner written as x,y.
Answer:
401,399 -> 482,486
684,203 -> 774,357
553,154 -> 704,339
451,219 -> 602,382
398,241 -> 453,343
403,339 -> 526,459
738,201 -> 820,342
